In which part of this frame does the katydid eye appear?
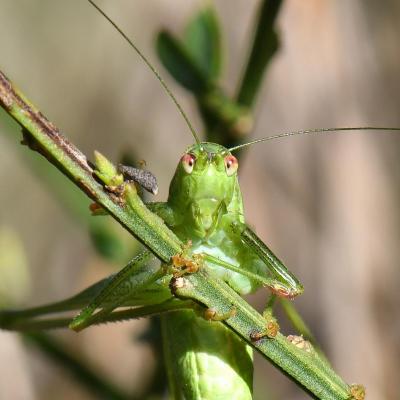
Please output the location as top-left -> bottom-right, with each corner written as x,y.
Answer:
181,153 -> 196,174
224,155 -> 238,176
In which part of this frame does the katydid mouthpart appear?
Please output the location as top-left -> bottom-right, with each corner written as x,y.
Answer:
1,1 -> 400,399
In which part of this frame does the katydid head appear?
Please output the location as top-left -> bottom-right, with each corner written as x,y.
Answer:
179,143 -> 238,177
168,143 -> 239,238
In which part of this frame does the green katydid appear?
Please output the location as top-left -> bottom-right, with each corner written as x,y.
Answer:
1,2 -> 400,399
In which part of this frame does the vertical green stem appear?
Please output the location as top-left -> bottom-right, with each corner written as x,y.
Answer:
236,0 -> 283,108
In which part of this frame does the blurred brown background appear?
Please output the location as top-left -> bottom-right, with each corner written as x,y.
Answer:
1,0 -> 400,399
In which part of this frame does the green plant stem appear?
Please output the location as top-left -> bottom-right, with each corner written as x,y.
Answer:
236,0 -> 282,108
24,332 -> 132,400
208,0 -> 283,151
0,70 -> 356,399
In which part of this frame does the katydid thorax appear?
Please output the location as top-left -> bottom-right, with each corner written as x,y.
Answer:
154,141 -> 303,297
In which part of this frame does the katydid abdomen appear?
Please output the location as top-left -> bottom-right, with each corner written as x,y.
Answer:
161,217 -> 261,399
162,311 -> 253,399
160,232 -> 261,398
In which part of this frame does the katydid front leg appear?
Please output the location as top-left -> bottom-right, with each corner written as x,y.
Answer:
233,222 -> 304,299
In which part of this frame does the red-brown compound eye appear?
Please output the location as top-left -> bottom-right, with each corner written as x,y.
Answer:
224,155 -> 238,176
181,153 -> 196,174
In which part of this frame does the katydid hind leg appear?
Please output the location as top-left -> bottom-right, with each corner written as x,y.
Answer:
0,280 -> 172,331
0,273 -> 122,332
0,299 -> 191,332
0,253 -> 171,331
0,277 -> 111,327
69,250 -> 163,331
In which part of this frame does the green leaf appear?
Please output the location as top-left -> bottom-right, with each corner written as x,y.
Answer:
156,30 -> 209,95
184,7 -> 222,80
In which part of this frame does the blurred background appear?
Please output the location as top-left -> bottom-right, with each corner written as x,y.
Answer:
1,0 -> 400,399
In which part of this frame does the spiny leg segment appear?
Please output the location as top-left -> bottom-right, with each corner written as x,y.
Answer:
69,250 -> 160,331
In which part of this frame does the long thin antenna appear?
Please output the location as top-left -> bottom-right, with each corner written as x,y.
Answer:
228,127 -> 400,152
87,0 -> 200,144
